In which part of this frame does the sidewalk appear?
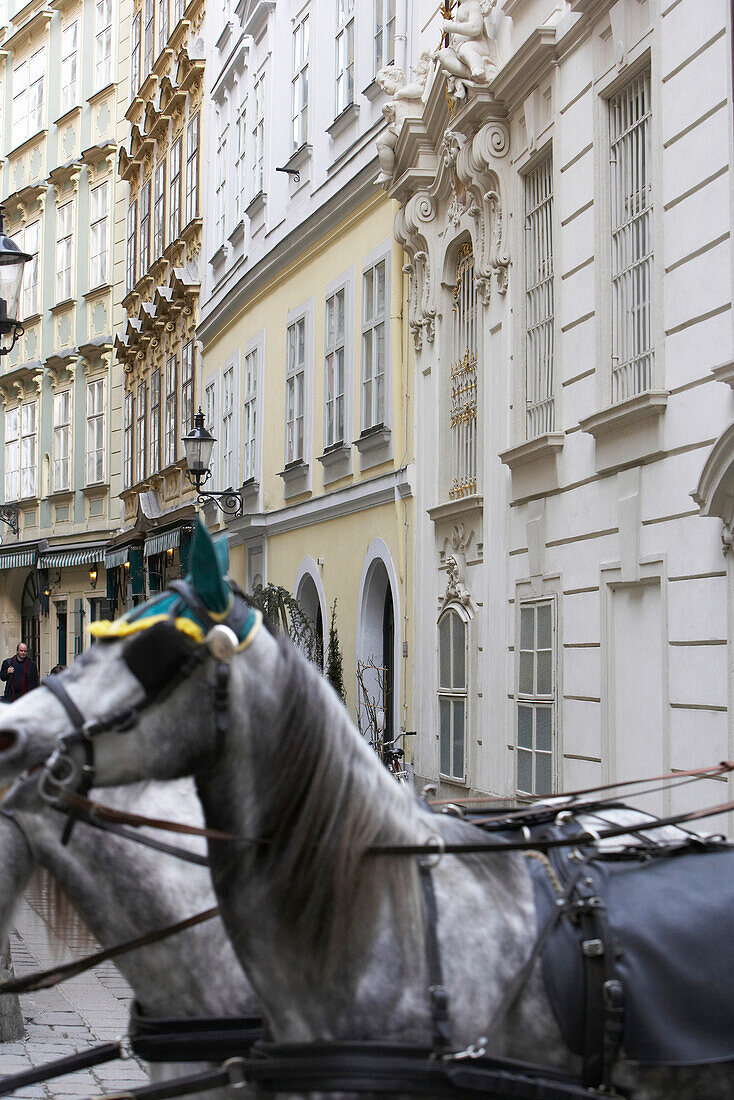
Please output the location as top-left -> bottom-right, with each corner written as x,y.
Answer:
1,875 -> 150,1098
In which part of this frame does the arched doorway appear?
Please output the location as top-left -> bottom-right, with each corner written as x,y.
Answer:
357,554 -> 397,748
295,571 -> 324,668
21,571 -> 40,674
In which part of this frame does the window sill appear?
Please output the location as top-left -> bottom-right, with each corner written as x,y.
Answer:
87,82 -> 115,107
579,390 -> 668,440
19,312 -> 42,327
50,298 -> 75,315
326,102 -> 359,140
245,191 -> 266,220
47,488 -> 75,502
84,283 -> 112,300
82,482 -> 108,496
209,243 -> 228,269
240,476 -> 260,498
362,78 -> 384,102
7,128 -> 47,161
438,772 -> 470,789
499,432 -> 564,470
428,495 -> 484,524
712,360 -> 734,390
278,459 -> 310,498
228,220 -> 245,247
354,424 -> 391,454
54,103 -> 81,129
284,143 -> 312,173
17,496 -> 39,510
317,443 -> 352,483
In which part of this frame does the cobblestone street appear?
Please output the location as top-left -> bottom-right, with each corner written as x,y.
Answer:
2,876 -> 149,1098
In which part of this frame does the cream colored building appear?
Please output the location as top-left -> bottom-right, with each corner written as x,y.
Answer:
198,0 -> 414,736
0,0 -> 129,673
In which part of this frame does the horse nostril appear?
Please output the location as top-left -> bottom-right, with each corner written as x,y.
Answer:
0,730 -> 17,752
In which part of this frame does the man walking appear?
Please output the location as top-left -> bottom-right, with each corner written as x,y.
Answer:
0,642 -> 39,702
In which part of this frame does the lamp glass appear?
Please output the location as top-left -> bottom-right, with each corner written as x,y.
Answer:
182,411 -> 216,477
0,231 -> 31,335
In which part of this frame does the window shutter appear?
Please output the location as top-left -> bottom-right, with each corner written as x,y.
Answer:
129,545 -> 145,598
74,598 -> 85,656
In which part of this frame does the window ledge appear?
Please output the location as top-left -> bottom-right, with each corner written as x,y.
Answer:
428,495 -> 484,524
19,312 -> 42,327
712,360 -> 734,390
7,128 -> 48,161
228,220 -> 245,247
88,82 -> 115,107
54,103 -> 81,129
579,390 -> 668,440
17,496 -> 39,510
240,476 -> 260,498
84,283 -> 112,300
362,78 -> 384,102
354,424 -> 391,454
499,432 -> 564,470
209,243 -> 228,269
50,298 -> 75,315
326,102 -> 359,140
82,482 -> 108,496
278,460 -> 310,497
48,488 -> 75,502
317,443 -> 352,481
245,191 -> 266,219
284,143 -> 312,172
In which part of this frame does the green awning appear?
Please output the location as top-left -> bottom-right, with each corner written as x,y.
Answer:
0,548 -> 36,570
105,546 -> 132,569
144,528 -> 181,558
39,548 -> 105,569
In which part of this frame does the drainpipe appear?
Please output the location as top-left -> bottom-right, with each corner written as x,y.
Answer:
395,0 -> 409,74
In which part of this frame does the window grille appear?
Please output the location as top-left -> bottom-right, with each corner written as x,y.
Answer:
252,73 -> 265,197
135,380 -> 146,484
335,0 -> 354,115
153,160 -> 165,258
286,317 -> 306,464
131,11 -> 141,96
181,339 -> 194,436
517,600 -> 555,797
123,391 -> 134,489
95,0 -> 112,88
56,202 -> 74,302
361,259 -> 387,430
222,365 -> 235,486
438,609 -> 467,781
185,113 -> 200,225
86,379 -> 105,485
149,368 -> 160,474
139,179 -> 151,276
169,136 -> 182,241
449,244 -> 478,500
61,22 -> 78,114
243,347 -> 258,481
292,14 -> 309,152
325,289 -> 345,448
126,198 -> 137,292
374,0 -> 396,74
525,155 -> 555,437
610,70 -> 653,404
52,390 -> 71,491
164,354 -> 177,466
90,181 -> 109,288
22,221 -> 40,318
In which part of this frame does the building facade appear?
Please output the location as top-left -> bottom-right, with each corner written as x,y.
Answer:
389,0 -> 734,812
0,0 -> 128,673
113,0 -> 205,593
197,0 -> 415,736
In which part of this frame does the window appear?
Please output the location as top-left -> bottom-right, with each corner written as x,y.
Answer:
524,155 -> 555,438
149,368 -> 160,473
123,391 -> 134,489
335,0 -> 354,115
438,610 -> 467,781
126,198 -> 138,292
56,601 -> 67,667
243,346 -> 258,481
95,0 -> 112,88
52,390 -> 72,491
185,113 -> 200,225
286,317 -> 305,464
20,402 -> 37,498
4,407 -> 19,500
181,339 -> 194,436
324,289 -> 345,448
86,378 -> 106,484
362,259 -> 387,430
450,244 -> 478,500
204,379 -> 218,482
131,11 -> 141,96
169,136 -> 182,241
143,0 -> 154,79
56,201 -> 74,302
234,93 -> 247,225
139,178 -> 151,275
610,70 -> 653,404
60,22 -> 78,114
517,600 -> 555,797
222,364 -> 235,487
153,159 -> 166,258
158,0 -> 169,50
374,0 -> 395,74
172,0 -> 184,22
292,13 -> 309,152
251,72 -> 265,197
164,354 -> 177,466
21,221 -> 40,318
90,181 -> 110,288
135,380 -> 146,483
214,110 -> 227,247
12,48 -> 45,147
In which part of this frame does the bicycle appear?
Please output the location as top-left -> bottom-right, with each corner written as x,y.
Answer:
379,730 -> 416,785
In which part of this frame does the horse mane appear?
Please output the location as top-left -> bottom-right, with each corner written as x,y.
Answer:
29,866 -> 97,959
246,637 -> 425,983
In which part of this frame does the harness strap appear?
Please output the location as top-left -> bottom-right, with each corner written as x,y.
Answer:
0,1041 -> 122,1095
418,864 -> 452,1054
59,806 -> 211,866
88,1065 -> 232,1100
43,675 -> 96,843
574,878 -> 625,1091
0,907 -> 219,996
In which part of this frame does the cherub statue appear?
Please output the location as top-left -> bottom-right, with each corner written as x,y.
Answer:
434,0 -> 498,99
375,52 -> 431,185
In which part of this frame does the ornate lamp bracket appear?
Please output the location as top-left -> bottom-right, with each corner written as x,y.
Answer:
0,502 -> 20,534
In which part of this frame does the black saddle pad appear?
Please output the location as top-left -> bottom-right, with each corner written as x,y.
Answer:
530,844 -> 734,1066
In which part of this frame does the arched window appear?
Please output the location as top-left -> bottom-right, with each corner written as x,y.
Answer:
357,549 -> 398,748
21,570 -> 40,674
438,608 -> 467,780
295,571 -> 324,668
450,243 -> 478,500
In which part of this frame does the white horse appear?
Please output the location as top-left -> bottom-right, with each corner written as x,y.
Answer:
0,774 -> 259,1098
0,521 -> 731,1099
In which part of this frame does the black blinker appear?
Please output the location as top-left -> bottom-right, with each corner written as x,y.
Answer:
123,622 -> 197,693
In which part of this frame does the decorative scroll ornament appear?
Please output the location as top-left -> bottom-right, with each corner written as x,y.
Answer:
433,0 -> 500,101
375,53 -> 431,186
439,554 -> 472,612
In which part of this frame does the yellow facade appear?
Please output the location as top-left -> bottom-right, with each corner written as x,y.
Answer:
201,192 -> 413,734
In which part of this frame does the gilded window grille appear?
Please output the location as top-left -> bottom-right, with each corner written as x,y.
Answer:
525,155 -> 555,438
450,244 -> 478,500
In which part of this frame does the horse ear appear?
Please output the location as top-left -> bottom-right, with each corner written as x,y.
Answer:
189,518 -> 230,614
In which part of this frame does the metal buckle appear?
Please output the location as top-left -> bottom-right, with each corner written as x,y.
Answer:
116,1035 -> 133,1060
419,833 -> 445,868
223,1056 -> 249,1090
444,1037 -> 488,1061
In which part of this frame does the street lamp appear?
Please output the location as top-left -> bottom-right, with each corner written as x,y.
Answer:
0,205 -> 31,357
182,408 -> 244,517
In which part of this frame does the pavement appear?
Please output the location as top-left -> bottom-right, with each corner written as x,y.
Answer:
1,875 -> 150,1098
